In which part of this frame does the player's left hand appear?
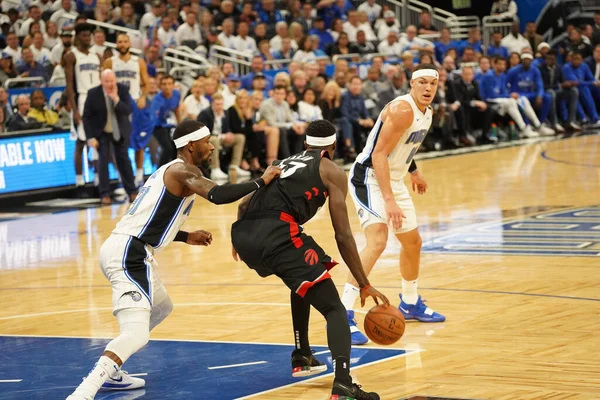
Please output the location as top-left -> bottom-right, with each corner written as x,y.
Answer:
360,285 -> 390,307
137,96 -> 146,109
410,171 -> 428,195
187,230 -> 213,246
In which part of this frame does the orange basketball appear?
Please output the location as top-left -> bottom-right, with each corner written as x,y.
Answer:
364,305 -> 406,345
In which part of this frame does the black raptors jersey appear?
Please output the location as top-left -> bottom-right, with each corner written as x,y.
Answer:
246,150 -> 329,224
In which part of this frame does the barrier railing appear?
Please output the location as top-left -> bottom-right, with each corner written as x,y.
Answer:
482,16 -> 513,56
4,77 -> 46,89
61,14 -> 144,50
331,54 -> 362,63
208,45 -> 253,75
163,48 -> 211,75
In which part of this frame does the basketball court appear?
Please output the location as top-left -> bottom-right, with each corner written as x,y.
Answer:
1,134 -> 599,399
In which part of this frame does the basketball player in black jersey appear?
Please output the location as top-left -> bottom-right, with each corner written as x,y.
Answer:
231,120 -> 389,400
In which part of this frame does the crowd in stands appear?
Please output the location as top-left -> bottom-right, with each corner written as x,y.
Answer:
0,0 -> 599,184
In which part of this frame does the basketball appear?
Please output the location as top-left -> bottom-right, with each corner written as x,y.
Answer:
364,305 -> 406,345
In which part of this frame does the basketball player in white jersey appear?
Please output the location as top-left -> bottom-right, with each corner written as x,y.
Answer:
67,120 -> 281,400
64,22 -> 101,190
342,65 -> 446,345
103,32 -> 151,187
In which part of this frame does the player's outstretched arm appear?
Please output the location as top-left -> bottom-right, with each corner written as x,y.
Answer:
164,162 -> 281,204
173,230 -> 213,246
321,159 -> 390,306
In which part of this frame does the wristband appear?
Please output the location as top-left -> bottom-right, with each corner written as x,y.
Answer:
360,284 -> 371,291
174,231 -> 189,242
408,160 -> 418,173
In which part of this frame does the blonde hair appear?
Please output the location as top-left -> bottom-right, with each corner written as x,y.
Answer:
212,93 -> 224,102
274,71 -> 291,88
233,89 -> 250,119
322,81 -> 341,108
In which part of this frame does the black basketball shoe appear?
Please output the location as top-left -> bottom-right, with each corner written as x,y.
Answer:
291,349 -> 328,377
330,379 -> 380,400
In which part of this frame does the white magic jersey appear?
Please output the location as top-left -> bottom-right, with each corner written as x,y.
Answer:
113,159 -> 196,252
112,54 -> 141,100
355,93 -> 432,181
72,47 -> 100,95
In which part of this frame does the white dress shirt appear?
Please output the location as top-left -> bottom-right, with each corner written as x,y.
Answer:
175,23 -> 202,46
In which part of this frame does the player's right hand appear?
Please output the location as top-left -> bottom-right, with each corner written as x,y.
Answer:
87,138 -> 99,149
261,165 -> 282,184
360,285 -> 390,307
384,200 -> 406,231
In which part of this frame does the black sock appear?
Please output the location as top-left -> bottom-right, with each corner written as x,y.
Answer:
291,291 -> 311,355
303,279 -> 352,384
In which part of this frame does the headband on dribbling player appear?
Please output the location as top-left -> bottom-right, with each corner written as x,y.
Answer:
306,134 -> 336,147
411,69 -> 439,80
174,126 -> 211,148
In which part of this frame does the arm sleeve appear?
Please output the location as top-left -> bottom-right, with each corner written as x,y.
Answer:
207,179 -> 265,205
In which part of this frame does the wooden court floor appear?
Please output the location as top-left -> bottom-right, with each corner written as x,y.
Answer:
1,134 -> 599,399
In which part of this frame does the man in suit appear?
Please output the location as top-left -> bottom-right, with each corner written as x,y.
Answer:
6,94 -> 44,132
197,93 -> 248,183
585,44 -> 600,82
377,69 -> 409,112
83,69 -> 138,205
523,22 -> 544,54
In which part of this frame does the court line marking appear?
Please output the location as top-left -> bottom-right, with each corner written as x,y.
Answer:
0,380 -> 22,383
208,361 -> 268,370
313,350 -> 331,355
541,149 -> 600,168
233,351 -> 421,400
127,373 -> 147,377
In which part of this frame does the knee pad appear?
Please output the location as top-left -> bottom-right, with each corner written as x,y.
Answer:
150,296 -> 173,331
105,309 -> 150,363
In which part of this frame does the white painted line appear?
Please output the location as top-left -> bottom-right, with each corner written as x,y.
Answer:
0,379 -> 22,383
127,373 -> 147,377
312,350 -> 330,356
208,361 -> 267,370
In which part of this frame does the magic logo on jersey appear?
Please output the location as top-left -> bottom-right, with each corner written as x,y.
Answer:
405,129 -> 428,145
115,70 -> 137,79
78,63 -> 99,72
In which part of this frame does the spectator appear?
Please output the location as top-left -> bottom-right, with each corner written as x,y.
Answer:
273,37 -> 294,66
175,10 -> 202,48
151,75 -> 181,167
355,30 -> 376,55
317,0 -> 344,31
533,42 -> 550,68
459,27 -> 483,57
501,22 -> 530,54
253,23 -> 269,45
157,15 -> 177,49
378,69 -> 409,111
442,55 -> 457,80
298,88 -> 323,123
182,79 -> 209,120
241,56 -> 274,91
6,94 -> 43,131
270,22 -> 293,53
28,89 -> 58,125
343,10 -> 365,43
23,20 -> 42,49
563,51 -> 600,126
487,31 -> 509,59
293,2 -> 315,33
540,50 -> 580,132
318,80 -> 342,123
490,0 -> 518,21
293,36 -> 316,63
523,21 -> 543,52
16,48 -> 47,81
327,32 -> 358,57
435,28 -> 458,63
291,70 -> 308,98
203,76 -> 220,103
0,87 -> 13,120
258,0 -> 285,39
309,18 -> 334,52
475,56 -> 491,84
20,5 -> 46,37
259,85 -> 305,158
222,73 -> 240,109
377,10 -> 400,41
566,28 -> 592,60
418,10 -> 438,35
114,1 -> 137,30
480,56 -> 546,138
586,44 -> 600,81
251,73 -> 270,98
29,32 -> 50,64
3,32 -> 22,63
461,47 -> 477,65
0,52 -> 16,85
43,21 -> 59,50
217,18 -> 236,49
197,92 -> 248,182
50,29 -> 72,65
90,29 -> 112,59
340,76 -> 373,161
214,0 -> 237,27
399,25 -> 434,61
309,35 -> 327,57
357,0 -> 382,24
83,70 -> 137,204
139,0 -> 164,40
356,11 -> 377,41
50,0 -> 79,31
452,66 -> 496,144
233,21 -> 257,54
430,69 -> 457,147
593,12 -> 600,47
238,1 -> 257,26
250,90 -> 279,166
228,89 -> 260,172
274,71 -> 291,89
288,22 -> 305,48
401,51 -> 415,80
508,52 -> 521,69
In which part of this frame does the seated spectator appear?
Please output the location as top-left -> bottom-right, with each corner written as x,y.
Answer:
506,53 -> 556,133
540,50 -> 580,132
533,42 -> 550,68
490,0 -> 518,21
311,76 -> 327,98
241,56 -> 274,91
310,35 -> 328,57
0,52 -> 16,85
258,0 -> 285,38
318,81 -> 342,122
566,28 -> 592,59
355,30 -> 376,55
28,89 -> 58,125
401,51 -> 415,80
377,31 -> 402,58
222,73 -> 240,109
273,71 -> 291,90
3,32 -> 22,64
563,51 -> 600,126
157,15 -> 177,49
259,85 -> 306,158
475,56 -> 491,84
114,1 -> 138,31
253,23 -> 269,45
293,36 -> 317,63
305,61 -> 320,81
182,79 -> 209,120
418,10 -> 438,35
501,22 -> 530,54
227,89 -> 258,172
291,70 -> 308,98
0,88 -> 13,121
273,37 -> 295,66
430,69 -> 457,147
286,90 -> 300,121
238,1 -> 257,26
435,28 -> 458,63
214,0 -> 238,28
250,90 -> 279,166
458,27 -> 483,57
356,11 -> 377,41
328,18 -> 345,42
203,77 -> 220,103
487,31 -> 509,59
508,52 -> 521,69
523,21 -> 543,52
298,88 -> 323,123
480,56 -> 548,138
175,10 -> 202,48
295,2 -> 315,34
339,76 -> 374,162
44,21 -> 59,50
234,21 -> 257,54
198,93 -> 248,182
289,22 -> 305,48
585,44 -> 600,81
399,25 -> 434,61
16,48 -> 47,81
51,0 -> 79,32
335,70 -> 348,92
90,29 -> 113,59
309,17 -> 334,52
357,0 -> 382,25
377,10 -> 400,41
257,39 -> 277,68
344,10 -> 375,43
378,69 -> 409,111
327,32 -> 358,57
270,22 -> 294,53
30,32 -> 50,64
251,73 -> 270,98
6,94 -> 43,131
461,47 -> 478,65
362,66 -> 386,118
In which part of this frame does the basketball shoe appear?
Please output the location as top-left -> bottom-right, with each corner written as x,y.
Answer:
291,349 -> 328,377
399,294 -> 445,322
347,310 -> 369,345
330,379 -> 380,400
100,370 -> 145,391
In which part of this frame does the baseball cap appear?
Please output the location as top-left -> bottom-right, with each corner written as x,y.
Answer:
1,52 -> 11,60
60,29 -> 73,37
151,0 -> 163,6
537,42 -> 550,51
253,72 -> 266,80
521,53 -> 534,60
227,73 -> 240,81
384,10 -> 395,18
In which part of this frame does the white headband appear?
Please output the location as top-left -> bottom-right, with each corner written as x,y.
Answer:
411,69 -> 439,80
174,126 -> 211,148
306,134 -> 336,147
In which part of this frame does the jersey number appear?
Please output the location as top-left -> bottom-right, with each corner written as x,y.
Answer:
126,187 -> 149,215
279,160 -> 307,179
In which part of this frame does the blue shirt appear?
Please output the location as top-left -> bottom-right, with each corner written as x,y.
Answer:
434,40 -> 458,63
480,70 -> 509,100
318,6 -> 344,29
309,28 -> 335,51
531,57 -> 545,69
151,89 -> 181,128
563,62 -> 596,86
487,44 -> 509,59
340,92 -> 369,120
458,40 -> 483,57
16,61 -> 47,81
241,72 -> 274,91
506,65 -> 544,97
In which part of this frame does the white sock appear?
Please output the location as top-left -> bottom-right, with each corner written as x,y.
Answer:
136,168 -> 144,180
402,279 -> 419,305
73,356 -> 118,397
75,174 -> 84,186
341,283 -> 360,311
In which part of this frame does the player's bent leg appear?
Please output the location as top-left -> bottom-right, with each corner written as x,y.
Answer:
149,288 -> 173,331
290,291 -> 328,378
